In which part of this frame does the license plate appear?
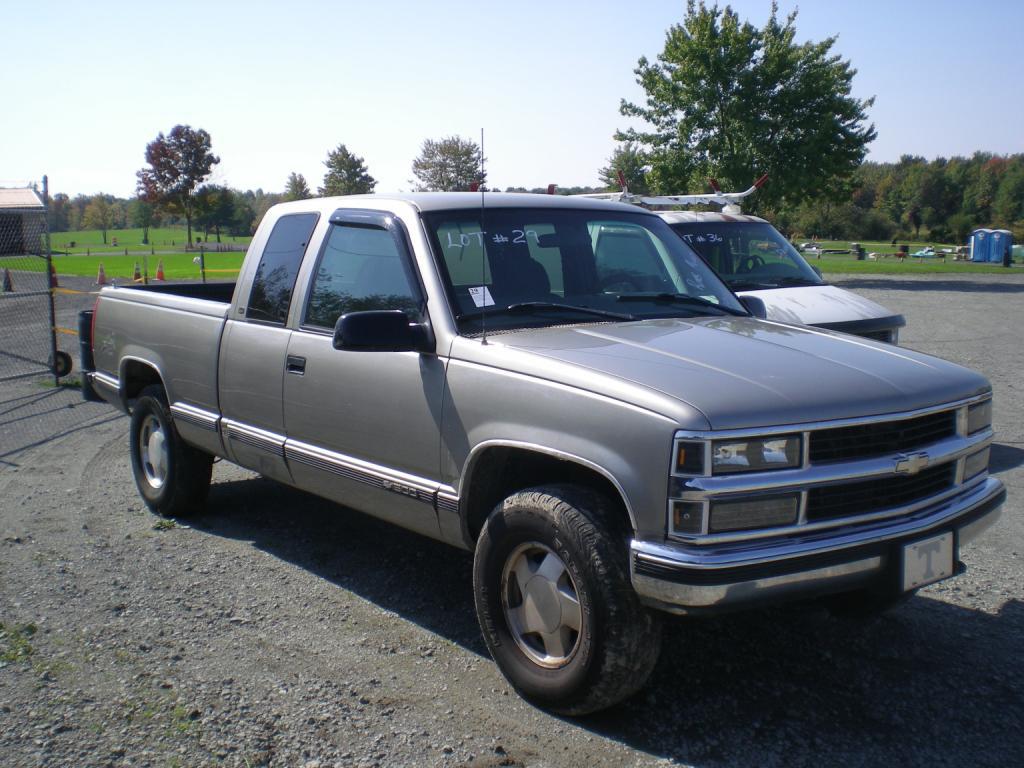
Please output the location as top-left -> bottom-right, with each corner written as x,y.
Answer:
902,532 -> 954,591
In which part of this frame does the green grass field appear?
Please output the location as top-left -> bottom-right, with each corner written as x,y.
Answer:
32,226 -> 248,280
800,240 -> 1014,274
52,252 -> 243,280
49,227 -> 251,256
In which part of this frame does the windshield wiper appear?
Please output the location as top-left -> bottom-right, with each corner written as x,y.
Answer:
615,293 -> 747,316
456,302 -> 635,322
724,279 -> 777,290
773,276 -> 823,286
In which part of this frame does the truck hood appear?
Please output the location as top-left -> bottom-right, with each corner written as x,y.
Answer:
735,284 -> 897,326
494,318 -> 989,430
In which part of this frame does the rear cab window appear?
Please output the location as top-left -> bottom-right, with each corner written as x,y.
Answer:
245,212 -> 320,324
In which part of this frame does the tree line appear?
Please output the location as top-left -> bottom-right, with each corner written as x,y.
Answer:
46,131 -> 601,240
774,153 -> 1024,243
46,4 -> 1021,247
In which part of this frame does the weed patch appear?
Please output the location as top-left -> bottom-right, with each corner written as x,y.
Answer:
0,622 -> 37,665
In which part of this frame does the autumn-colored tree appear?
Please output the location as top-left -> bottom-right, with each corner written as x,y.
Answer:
83,195 -> 115,244
136,125 -> 220,246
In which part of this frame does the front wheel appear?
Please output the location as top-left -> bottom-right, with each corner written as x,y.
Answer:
129,385 -> 213,518
473,485 -> 662,715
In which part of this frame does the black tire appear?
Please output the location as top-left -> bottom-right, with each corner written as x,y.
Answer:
473,484 -> 662,715
51,350 -> 72,378
129,385 -> 213,518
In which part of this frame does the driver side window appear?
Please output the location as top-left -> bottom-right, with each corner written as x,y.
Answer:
304,224 -> 422,329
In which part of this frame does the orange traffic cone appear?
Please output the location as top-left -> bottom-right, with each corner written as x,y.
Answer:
49,263 -> 59,288
133,262 -> 142,281
155,259 -> 165,281
2,267 -> 13,292
96,263 -> 107,286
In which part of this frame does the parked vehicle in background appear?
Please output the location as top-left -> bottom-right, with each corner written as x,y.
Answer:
83,193 -> 1003,715
660,211 -> 905,342
580,182 -> 905,343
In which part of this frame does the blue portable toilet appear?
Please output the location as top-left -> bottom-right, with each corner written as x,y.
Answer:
990,229 -> 1013,264
970,229 -> 991,262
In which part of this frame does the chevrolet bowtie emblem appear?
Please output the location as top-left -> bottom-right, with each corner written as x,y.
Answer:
894,452 -> 930,475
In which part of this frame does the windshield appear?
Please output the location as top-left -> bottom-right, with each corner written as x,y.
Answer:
423,208 -> 745,333
668,221 -> 824,290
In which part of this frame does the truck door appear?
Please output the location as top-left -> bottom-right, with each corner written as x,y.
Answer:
219,212 -> 319,484
282,211 -> 447,538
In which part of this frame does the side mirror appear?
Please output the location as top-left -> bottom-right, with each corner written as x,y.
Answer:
739,295 -> 768,319
333,310 -> 434,353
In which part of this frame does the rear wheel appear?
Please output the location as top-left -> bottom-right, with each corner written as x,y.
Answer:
129,385 -> 213,518
473,484 -> 662,715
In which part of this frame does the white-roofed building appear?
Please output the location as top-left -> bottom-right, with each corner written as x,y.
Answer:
0,186 -> 45,255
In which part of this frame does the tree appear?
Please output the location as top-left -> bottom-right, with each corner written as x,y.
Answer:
411,136 -> 484,191
598,143 -> 650,194
993,160 -> 1024,228
83,195 -> 115,244
128,198 -> 160,244
319,145 -> 376,196
284,172 -> 312,201
194,185 -> 236,243
618,1 -> 876,210
136,124 -> 220,247
47,193 -> 71,233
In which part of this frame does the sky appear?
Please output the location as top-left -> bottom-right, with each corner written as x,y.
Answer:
2,0 -> 1022,199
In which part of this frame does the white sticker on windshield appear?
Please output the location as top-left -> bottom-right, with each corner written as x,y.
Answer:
468,286 -> 495,308
699,295 -> 720,304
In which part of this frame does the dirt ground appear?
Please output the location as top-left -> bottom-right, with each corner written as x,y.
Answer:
1,272 -> 1021,767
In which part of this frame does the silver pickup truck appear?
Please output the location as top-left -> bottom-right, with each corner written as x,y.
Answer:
84,193 -> 1005,715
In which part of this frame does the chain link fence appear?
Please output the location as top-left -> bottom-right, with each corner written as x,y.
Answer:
0,185 -> 61,385
0,181 -> 118,470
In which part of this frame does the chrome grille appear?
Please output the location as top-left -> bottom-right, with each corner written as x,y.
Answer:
809,410 -> 956,464
806,463 -> 955,522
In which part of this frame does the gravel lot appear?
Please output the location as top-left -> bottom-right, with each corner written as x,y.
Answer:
1,272 -> 1021,767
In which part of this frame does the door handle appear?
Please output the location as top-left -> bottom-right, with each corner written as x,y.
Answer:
286,355 -> 306,375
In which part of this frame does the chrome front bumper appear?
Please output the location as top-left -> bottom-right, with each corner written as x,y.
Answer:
631,477 -> 1005,614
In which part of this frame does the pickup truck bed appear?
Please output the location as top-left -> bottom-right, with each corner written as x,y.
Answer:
88,282 -> 233,460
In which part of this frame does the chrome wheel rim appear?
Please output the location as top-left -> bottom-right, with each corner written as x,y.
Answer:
139,414 -> 168,490
501,541 -> 583,668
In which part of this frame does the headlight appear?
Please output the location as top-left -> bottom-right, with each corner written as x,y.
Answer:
963,447 -> 990,480
966,400 -> 992,435
709,495 -> 800,533
674,441 -> 706,475
711,435 -> 802,474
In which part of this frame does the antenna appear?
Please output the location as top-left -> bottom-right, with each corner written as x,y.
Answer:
479,128 -> 487,345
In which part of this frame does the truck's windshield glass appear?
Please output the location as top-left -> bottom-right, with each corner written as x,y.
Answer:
669,221 -> 823,290
423,208 -> 744,332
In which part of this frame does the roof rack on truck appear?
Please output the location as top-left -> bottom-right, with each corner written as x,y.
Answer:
575,173 -> 769,214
